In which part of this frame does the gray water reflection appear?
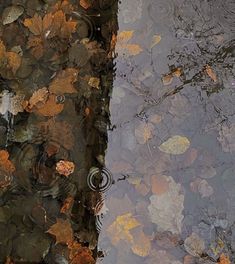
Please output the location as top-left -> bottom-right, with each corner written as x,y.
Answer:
98,0 -> 235,263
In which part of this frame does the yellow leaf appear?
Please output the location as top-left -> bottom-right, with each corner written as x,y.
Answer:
117,31 -> 134,42
205,65 -> 217,82
218,253 -> 231,264
135,122 -> 154,144
150,35 -> 161,48
88,77 -> 100,89
125,44 -> 143,56
159,135 -> 190,155
131,229 -> 151,257
107,213 -> 141,245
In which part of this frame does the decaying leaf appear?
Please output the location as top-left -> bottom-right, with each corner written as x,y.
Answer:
24,87 -> 49,111
116,31 -> 143,56
148,176 -> 184,234
0,150 -> 15,188
159,135 -> 190,155
88,77 -> 100,89
205,65 -> 217,82
56,160 -> 75,177
131,229 -> 151,257
135,122 -> 154,144
47,218 -> 73,244
68,241 -> 95,264
184,232 -> 205,257
0,90 -> 24,116
52,0 -> 74,14
35,94 -> 64,116
2,5 -> 24,25
150,35 -> 161,49
49,68 -> 78,95
61,196 -> 74,214
107,213 -> 141,245
218,253 -> 231,264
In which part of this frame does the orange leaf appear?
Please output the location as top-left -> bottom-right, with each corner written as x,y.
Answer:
60,196 -> 74,214
35,94 -> 64,116
52,0 -> 74,14
205,65 -> 217,82
25,87 -> 49,111
80,0 -> 92,9
6,52 -> 21,74
56,160 -> 75,177
24,13 -> 43,35
0,150 -> 15,173
49,68 -> 78,95
47,218 -> 73,244
68,241 -> 95,264
218,254 -> 231,264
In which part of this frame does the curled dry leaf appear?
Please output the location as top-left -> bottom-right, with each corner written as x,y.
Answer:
35,94 -> 64,116
56,160 -> 75,177
107,213 -> 141,245
159,135 -> 190,155
205,65 -> 217,82
47,218 -> 73,244
49,68 -> 78,94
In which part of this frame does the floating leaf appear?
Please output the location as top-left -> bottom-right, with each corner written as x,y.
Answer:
47,218 -> 73,244
205,65 -> 217,82
35,94 -> 64,116
107,213 -> 141,245
162,74 -> 173,85
2,5 -> 24,25
49,68 -> 78,95
80,0 -> 92,9
24,87 -> 49,111
151,174 -> 170,195
198,179 -> 214,198
217,123 -> 235,153
150,35 -> 161,48
131,229 -> 151,257
61,196 -> 74,214
184,232 -> 205,257
159,135 -> 190,155
56,160 -> 75,177
148,176 -> 184,234
135,122 -> 154,144
68,241 -> 95,264
218,253 -> 231,264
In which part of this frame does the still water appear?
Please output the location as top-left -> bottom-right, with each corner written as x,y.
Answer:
0,0 -> 234,263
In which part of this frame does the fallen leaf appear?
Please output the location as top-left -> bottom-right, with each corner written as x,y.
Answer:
150,35 -> 161,48
56,160 -> 75,177
61,196 -> 74,214
131,229 -> 151,257
107,213 -> 141,245
184,232 -> 205,257
27,36 -> 44,59
135,122 -> 154,144
172,68 -> 182,77
88,77 -> 100,89
151,174 -> 170,195
135,182 -> 150,196
47,218 -> 73,244
218,253 -> 231,264
0,90 -> 24,115
52,0 -> 74,14
80,0 -> 92,9
183,255 -> 196,264
162,74 -> 173,85
2,5 -> 24,25
149,114 -> 162,124
35,94 -> 64,116
148,176 -> 184,234
68,241 -> 95,264
0,150 -> 15,188
198,179 -> 214,198
217,123 -> 235,153
49,68 -> 78,95
159,135 -> 190,155
205,65 -> 217,82
24,87 -> 49,111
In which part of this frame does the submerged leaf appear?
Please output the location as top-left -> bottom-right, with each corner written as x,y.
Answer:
135,122 -> 154,144
2,5 -> 24,25
205,65 -> 217,82
56,160 -> 75,177
35,94 -> 64,116
150,35 -> 161,48
159,135 -> 190,155
184,232 -> 205,257
131,229 -> 151,257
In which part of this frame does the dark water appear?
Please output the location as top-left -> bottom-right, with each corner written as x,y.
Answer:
0,0 -> 234,263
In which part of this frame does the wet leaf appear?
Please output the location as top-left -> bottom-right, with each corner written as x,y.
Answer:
60,196 -> 74,214
88,77 -> 100,89
184,232 -> 205,257
148,176 -> 184,234
0,150 -> 15,173
162,74 -> 173,85
80,0 -> 92,9
107,213 -> 141,245
150,35 -> 161,48
0,90 -> 24,116
68,241 -> 95,264
27,36 -> 44,59
47,218 -> 73,244
56,160 -> 75,177
5,256 -> 14,264
198,179 -> 214,198
52,0 -> 74,14
2,5 -> 24,25
159,135 -> 190,155
205,65 -> 217,82
35,94 -> 64,116
135,122 -> 154,144
49,68 -> 78,95
131,229 -> 151,257
24,87 -> 49,111
151,174 -> 170,195
218,254 -> 231,264
217,123 -> 235,153
149,114 -> 162,124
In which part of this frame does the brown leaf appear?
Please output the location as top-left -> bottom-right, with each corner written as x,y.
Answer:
151,174 -> 170,195
68,241 -> 95,264
205,65 -> 217,82
52,0 -> 74,14
25,87 -> 49,111
56,160 -> 75,177
0,150 -> 15,173
61,196 -> 74,214
135,122 -> 154,144
80,0 -> 92,9
49,68 -> 78,95
35,94 -> 64,116
88,77 -> 100,89
47,218 -> 73,244
131,229 -> 151,257
24,13 -> 43,35
218,254 -> 231,264
27,36 -> 44,59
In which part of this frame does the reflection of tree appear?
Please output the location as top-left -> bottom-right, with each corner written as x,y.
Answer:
0,1 -> 118,263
